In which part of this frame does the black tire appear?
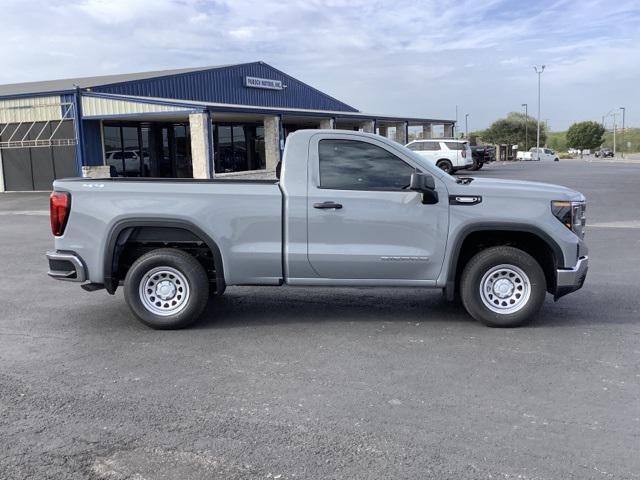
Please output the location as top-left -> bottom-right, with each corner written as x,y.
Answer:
476,161 -> 484,170
554,157 -> 559,162
460,246 -> 546,327
436,159 -> 453,174
468,158 -> 480,171
124,248 -> 209,329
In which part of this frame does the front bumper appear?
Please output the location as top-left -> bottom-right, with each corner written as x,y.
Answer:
46,250 -> 87,282
554,255 -> 588,300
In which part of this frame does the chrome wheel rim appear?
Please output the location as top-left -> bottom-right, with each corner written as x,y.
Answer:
479,264 -> 531,314
139,266 -> 190,316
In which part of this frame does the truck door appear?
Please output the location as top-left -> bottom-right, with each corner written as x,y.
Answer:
306,134 -> 449,281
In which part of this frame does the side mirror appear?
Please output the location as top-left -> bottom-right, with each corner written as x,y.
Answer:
409,172 -> 438,204
410,172 -> 435,192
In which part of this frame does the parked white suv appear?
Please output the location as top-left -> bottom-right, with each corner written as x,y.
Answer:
405,139 -> 473,174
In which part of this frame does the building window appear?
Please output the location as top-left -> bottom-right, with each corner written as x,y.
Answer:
213,123 -> 265,173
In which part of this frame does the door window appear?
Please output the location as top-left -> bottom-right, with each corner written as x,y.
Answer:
318,139 -> 415,191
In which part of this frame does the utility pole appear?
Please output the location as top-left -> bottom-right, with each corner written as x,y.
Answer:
522,103 -> 528,150
465,113 -> 469,138
455,105 -> 458,138
613,115 -> 617,156
620,107 -> 626,157
534,65 -> 545,160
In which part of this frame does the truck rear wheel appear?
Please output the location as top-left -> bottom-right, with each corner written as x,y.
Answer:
468,159 -> 480,171
124,248 -> 209,329
460,246 -> 546,327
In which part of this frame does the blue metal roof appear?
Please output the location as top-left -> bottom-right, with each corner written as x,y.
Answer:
90,62 -> 359,113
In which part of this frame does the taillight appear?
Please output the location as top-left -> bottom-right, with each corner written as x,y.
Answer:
50,191 -> 71,236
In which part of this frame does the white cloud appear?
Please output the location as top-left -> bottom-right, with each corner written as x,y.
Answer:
0,0 -> 638,129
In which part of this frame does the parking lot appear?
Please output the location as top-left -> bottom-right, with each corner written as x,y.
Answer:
1,159 -> 639,479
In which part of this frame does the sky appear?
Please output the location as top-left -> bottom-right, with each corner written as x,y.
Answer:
1,0 -> 639,131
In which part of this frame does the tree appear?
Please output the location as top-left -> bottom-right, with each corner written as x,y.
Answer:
566,121 -> 605,154
547,132 -> 567,152
480,112 -> 545,148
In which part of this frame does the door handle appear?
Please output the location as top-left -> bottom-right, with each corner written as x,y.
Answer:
313,201 -> 343,209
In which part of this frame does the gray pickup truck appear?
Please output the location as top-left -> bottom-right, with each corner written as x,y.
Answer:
46,130 -> 588,329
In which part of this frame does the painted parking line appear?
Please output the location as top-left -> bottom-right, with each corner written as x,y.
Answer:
0,210 -> 48,216
589,220 -> 640,229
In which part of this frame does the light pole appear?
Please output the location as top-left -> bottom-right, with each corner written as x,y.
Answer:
465,113 -> 469,138
606,110 -> 618,156
534,65 -> 545,160
612,113 -> 617,156
522,103 -> 528,151
455,105 -> 458,137
620,107 -> 626,157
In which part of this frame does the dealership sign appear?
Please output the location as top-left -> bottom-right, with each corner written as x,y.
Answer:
244,76 -> 284,90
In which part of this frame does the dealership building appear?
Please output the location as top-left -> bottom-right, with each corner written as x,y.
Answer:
0,61 -> 455,191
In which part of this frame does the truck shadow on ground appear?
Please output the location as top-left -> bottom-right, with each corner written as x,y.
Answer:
184,285 -> 620,330
196,287 -> 471,329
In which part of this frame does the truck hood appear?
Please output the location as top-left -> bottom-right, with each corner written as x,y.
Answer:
452,177 -> 585,201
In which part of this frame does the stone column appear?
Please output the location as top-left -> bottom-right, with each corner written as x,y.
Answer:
264,116 -> 281,171
444,123 -> 454,138
361,120 -> 375,133
422,124 -> 433,139
394,122 -> 408,144
189,112 -> 211,179
319,118 -> 335,129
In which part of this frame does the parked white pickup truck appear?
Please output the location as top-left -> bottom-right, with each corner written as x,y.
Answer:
517,147 -> 560,162
47,130 -> 588,329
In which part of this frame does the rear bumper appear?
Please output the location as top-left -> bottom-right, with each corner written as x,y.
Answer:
554,255 -> 588,300
46,250 -> 87,282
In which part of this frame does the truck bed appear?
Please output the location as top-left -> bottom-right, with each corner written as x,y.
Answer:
53,177 -> 284,286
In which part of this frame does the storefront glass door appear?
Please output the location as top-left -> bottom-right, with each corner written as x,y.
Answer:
104,122 -> 191,178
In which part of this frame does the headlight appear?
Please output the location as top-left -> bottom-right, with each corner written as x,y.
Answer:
551,200 -> 586,238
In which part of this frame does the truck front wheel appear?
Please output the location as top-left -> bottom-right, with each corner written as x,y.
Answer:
124,248 -> 209,329
460,246 -> 546,327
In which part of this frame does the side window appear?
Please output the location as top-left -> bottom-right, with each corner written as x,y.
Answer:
444,142 -> 464,150
423,142 -> 440,151
407,143 -> 422,151
319,139 -> 415,191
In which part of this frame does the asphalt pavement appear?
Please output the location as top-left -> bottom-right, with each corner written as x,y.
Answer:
1,158 -> 639,479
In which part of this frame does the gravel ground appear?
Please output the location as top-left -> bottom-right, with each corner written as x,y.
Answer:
1,159 -> 639,479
